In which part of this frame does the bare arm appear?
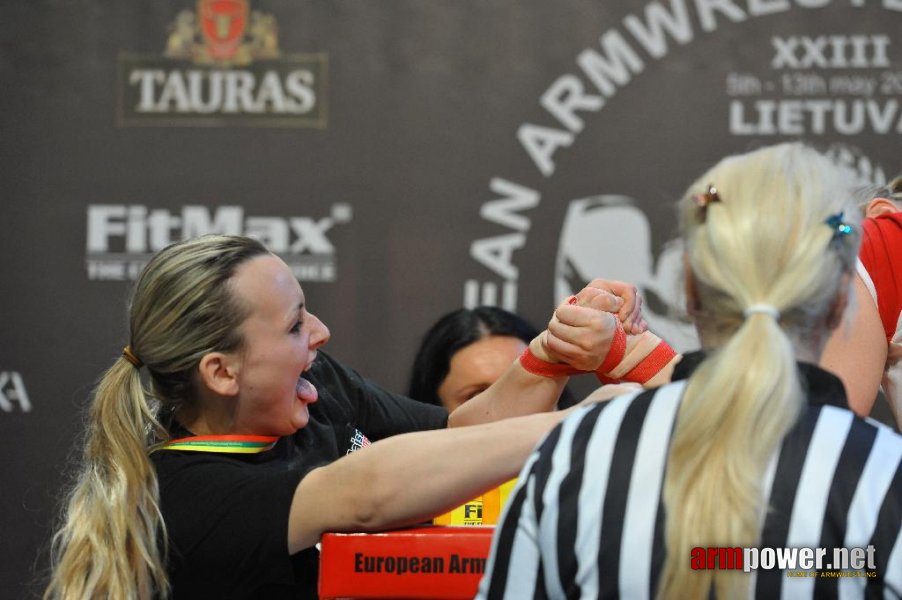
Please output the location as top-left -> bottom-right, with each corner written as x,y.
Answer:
286,409 -> 570,553
445,354 -> 570,426
820,274 -> 887,416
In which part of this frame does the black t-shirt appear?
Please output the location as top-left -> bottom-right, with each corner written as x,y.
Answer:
152,351 -> 448,599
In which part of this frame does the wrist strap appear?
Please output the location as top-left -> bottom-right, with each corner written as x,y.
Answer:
597,338 -> 677,385
595,320 -> 627,382
519,347 -> 585,378
622,340 -> 677,384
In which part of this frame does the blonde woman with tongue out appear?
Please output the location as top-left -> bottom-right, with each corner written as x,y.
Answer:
43,234 -> 644,600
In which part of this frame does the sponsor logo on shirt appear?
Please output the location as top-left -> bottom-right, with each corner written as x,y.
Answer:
347,428 -> 371,454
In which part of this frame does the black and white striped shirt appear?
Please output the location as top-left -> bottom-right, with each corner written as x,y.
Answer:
477,353 -> 902,599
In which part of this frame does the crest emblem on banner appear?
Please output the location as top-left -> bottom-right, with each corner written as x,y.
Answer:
198,0 -> 249,61
164,0 -> 279,67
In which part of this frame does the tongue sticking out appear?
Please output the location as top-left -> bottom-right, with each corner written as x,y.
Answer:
296,376 -> 318,403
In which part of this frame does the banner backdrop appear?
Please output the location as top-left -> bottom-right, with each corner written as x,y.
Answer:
2,1 -> 900,595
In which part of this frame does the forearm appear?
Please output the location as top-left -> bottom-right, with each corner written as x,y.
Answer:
447,357 -> 567,427
288,410 -> 568,552
355,411 -> 565,526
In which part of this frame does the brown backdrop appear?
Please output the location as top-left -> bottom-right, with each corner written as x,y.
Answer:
2,1 -> 900,596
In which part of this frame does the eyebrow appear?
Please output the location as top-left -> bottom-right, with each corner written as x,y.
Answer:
286,301 -> 305,325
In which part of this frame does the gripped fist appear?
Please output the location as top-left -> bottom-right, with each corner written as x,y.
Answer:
538,297 -> 621,372
575,279 -> 647,335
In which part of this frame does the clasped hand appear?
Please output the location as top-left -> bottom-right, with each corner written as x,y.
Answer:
532,279 -> 646,372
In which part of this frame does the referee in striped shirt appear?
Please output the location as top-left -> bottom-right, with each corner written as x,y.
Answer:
477,143 -> 902,599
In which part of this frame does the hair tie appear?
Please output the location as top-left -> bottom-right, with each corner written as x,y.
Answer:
122,345 -> 143,368
824,211 -> 853,241
742,304 -> 780,320
692,184 -> 722,222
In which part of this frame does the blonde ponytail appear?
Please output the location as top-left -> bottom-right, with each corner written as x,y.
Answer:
659,316 -> 801,598
657,143 -> 860,598
45,358 -> 169,599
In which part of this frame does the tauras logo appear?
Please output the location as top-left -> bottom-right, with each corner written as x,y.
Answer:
0,372 -> 31,413
86,203 -> 352,281
117,0 -> 327,127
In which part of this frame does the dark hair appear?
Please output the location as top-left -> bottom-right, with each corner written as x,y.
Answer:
407,306 -> 540,407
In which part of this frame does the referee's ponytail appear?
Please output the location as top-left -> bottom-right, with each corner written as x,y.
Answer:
658,143 -> 860,599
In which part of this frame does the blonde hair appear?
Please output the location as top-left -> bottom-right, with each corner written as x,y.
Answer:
658,143 -> 860,599
44,235 -> 270,599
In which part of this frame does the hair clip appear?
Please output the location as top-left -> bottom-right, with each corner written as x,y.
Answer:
825,211 -> 853,240
693,184 -> 721,221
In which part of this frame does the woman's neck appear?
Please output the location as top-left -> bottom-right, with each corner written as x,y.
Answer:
175,397 -> 237,436
696,323 -> 827,365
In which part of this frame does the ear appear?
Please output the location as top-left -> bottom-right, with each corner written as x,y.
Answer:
197,352 -> 240,396
864,197 -> 901,219
826,272 -> 853,330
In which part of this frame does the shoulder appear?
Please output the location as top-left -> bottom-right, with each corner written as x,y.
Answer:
858,411 -> 902,459
152,445 -> 307,496
795,404 -> 902,483
307,350 -> 448,437
572,380 -> 687,427
537,381 -> 688,462
152,448 -> 306,548
153,449 -> 312,595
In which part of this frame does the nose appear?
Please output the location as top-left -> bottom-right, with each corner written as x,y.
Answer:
307,313 -> 331,350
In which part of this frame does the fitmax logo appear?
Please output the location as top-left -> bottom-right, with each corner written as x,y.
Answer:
86,203 -> 352,281
0,372 -> 31,413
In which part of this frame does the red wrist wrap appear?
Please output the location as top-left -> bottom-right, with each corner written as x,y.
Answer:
622,340 -> 677,384
597,339 -> 677,385
595,321 -> 627,383
519,348 -> 585,378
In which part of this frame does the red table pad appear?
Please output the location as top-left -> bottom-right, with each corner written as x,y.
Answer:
319,525 -> 495,599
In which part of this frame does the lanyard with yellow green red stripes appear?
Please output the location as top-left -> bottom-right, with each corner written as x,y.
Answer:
156,434 -> 279,454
